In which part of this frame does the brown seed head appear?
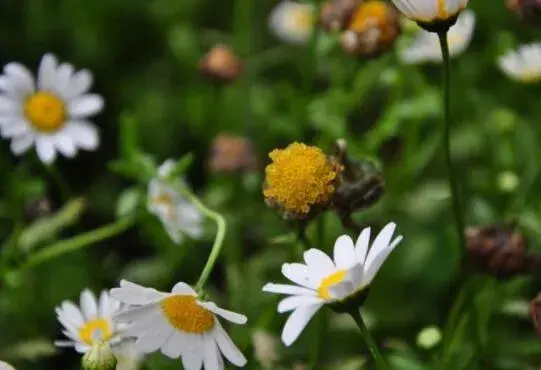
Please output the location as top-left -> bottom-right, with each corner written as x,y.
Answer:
209,134 -> 256,173
199,44 -> 243,82
320,0 -> 363,31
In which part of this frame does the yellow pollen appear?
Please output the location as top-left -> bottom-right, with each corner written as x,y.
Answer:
437,0 -> 449,19
317,270 -> 347,300
263,142 -> 342,216
161,295 -> 215,333
24,92 -> 66,132
349,1 -> 389,33
78,318 -> 112,345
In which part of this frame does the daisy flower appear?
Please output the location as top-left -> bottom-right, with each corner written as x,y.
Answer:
399,10 -> 475,64
0,53 -> 103,164
269,1 -> 315,45
0,362 -> 15,370
390,0 -> 469,23
110,280 -> 248,369
498,43 -> 541,83
263,222 -> 403,346
55,289 -> 122,353
147,159 -> 204,244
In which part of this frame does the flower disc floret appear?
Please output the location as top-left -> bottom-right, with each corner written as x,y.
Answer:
161,295 -> 215,333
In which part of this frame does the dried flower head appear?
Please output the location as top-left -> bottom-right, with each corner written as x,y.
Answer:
507,0 -> 541,24
209,134 -> 256,173
263,142 -> 342,219
199,44 -> 243,82
320,0 -> 362,31
530,293 -> 541,336
341,0 -> 400,57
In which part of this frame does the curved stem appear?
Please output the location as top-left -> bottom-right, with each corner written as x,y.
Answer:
178,188 -> 227,292
21,216 -> 135,269
349,309 -> 388,370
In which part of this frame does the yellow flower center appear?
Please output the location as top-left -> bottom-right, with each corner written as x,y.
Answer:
349,1 -> 389,33
517,70 -> 541,83
78,318 -> 113,346
437,0 -> 449,19
263,143 -> 341,216
24,92 -> 66,132
292,7 -> 314,31
161,295 -> 215,333
317,270 -> 347,300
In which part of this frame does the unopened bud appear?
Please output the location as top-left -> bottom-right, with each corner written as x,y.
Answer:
82,343 -> 117,370
199,44 -> 243,82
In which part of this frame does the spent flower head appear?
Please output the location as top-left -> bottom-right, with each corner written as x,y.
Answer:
263,223 -> 402,345
263,142 -> 342,220
0,53 -> 103,164
498,43 -> 541,83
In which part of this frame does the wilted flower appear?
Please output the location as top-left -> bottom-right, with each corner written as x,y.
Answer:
263,223 -> 402,345
399,9 -> 475,64
0,53 -> 102,164
147,160 -> 203,244
498,43 -> 541,83
110,280 -> 248,369
209,134 -> 256,173
54,289 -> 122,353
341,0 -> 401,57
320,0 -> 361,31
263,142 -> 342,220
252,330 -> 279,369
529,293 -> 541,336
199,44 -> 243,82
389,0 -> 469,31
82,342 -> 117,370
507,0 -> 541,24
269,1 -> 316,45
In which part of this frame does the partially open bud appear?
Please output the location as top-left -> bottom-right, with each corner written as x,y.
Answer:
507,0 -> 541,25
341,0 -> 400,57
82,342 -> 117,370
529,293 -> 541,336
465,224 -> 541,279
209,134 -> 257,174
199,44 -> 243,82
320,0 -> 362,31
0,361 -> 15,370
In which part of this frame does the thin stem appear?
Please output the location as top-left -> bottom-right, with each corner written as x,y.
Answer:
349,309 -> 388,370
46,164 -> 72,202
437,31 -> 466,253
21,216 -> 135,269
178,188 -> 227,292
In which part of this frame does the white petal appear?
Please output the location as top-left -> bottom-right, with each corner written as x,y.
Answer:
363,235 -> 402,285
1,120 -> 30,138
4,63 -> 35,97
54,63 -> 75,98
0,96 -> 21,114
281,263 -> 317,289
203,333 -> 222,370
327,280 -> 355,300
110,280 -> 168,305
60,301 -> 85,327
35,135 -> 57,164
99,291 -> 111,318
134,320 -> 173,354
333,235 -> 356,269
281,303 -> 322,346
197,302 -> 247,325
364,222 -> 397,268
262,283 -> 317,296
53,133 -> 77,158
63,120 -> 99,150
80,289 -> 99,321
213,321 -> 247,366
120,307 -> 164,337
65,69 -> 93,100
10,134 -> 34,155
75,343 -> 91,353
161,331 -> 187,359
114,303 -> 161,323
171,282 -> 197,295
277,295 -> 324,313
67,94 -> 104,118
54,340 -> 76,348
37,53 -> 59,91
303,248 -> 335,277
181,335 -> 204,370
355,227 -> 371,264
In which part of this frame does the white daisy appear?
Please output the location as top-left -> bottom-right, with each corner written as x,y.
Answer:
147,159 -> 204,244
269,1 -> 315,45
262,222 -> 403,346
399,10 -> 475,64
110,280 -> 248,370
0,361 -> 15,370
390,0 -> 469,23
498,43 -> 541,83
0,53 -> 103,164
55,289 -> 122,353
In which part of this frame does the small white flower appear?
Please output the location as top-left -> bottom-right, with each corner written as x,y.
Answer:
262,222 -> 402,346
390,0 -> 469,23
147,160 -> 204,244
110,280 -> 248,370
269,1 -> 315,45
0,53 -> 103,164
55,289 -> 122,353
498,43 -> 541,83
399,10 -> 475,64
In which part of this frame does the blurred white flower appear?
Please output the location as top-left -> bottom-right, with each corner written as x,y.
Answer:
147,160 -> 204,244
498,43 -> 541,83
269,1 -> 315,45
263,222 -> 403,346
399,10 -> 475,64
252,330 -> 278,369
110,280 -> 248,370
55,290 -> 122,353
0,361 -> 15,370
0,53 -> 103,164
113,339 -> 143,370
390,0 -> 469,23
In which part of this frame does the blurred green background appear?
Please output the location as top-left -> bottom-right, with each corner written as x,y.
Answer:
1,0 -> 541,369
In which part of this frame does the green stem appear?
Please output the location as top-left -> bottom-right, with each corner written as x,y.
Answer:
349,309 -> 388,370
21,216 -> 135,269
437,31 -> 466,253
178,188 -> 227,292
46,164 -> 72,203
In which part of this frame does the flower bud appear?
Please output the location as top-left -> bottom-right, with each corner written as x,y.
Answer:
320,0 -> 362,31
82,342 -> 117,370
209,134 -> 257,174
529,293 -> 541,336
199,44 -> 243,82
